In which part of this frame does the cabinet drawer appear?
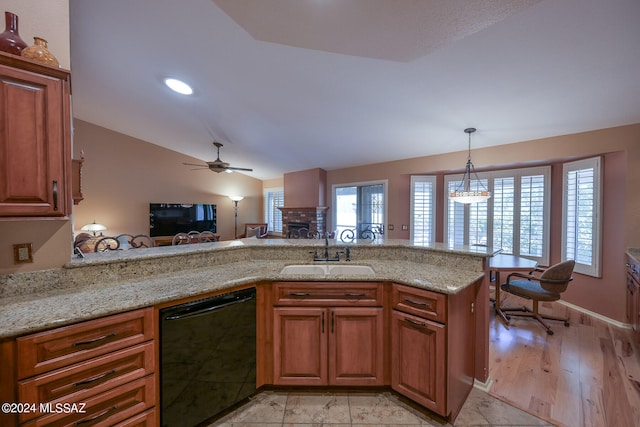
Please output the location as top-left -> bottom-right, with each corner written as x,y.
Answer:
17,308 -> 154,379
22,375 -> 155,427
18,342 -> 155,422
392,284 -> 446,323
112,408 -> 156,427
273,282 -> 382,306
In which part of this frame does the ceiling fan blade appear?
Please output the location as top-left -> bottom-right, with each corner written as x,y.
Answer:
183,142 -> 253,173
226,166 -> 253,172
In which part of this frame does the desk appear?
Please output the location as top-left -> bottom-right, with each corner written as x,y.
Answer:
490,254 -> 538,325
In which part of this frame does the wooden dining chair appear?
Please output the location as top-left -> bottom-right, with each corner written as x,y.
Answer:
239,223 -> 268,238
500,259 -> 575,335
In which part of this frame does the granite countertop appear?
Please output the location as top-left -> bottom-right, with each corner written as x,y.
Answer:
0,239 -> 493,339
627,248 -> 640,263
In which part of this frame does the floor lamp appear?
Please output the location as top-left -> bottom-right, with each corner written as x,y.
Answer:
229,196 -> 244,238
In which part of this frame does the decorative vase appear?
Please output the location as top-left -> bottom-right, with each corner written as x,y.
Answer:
21,37 -> 59,67
0,11 -> 27,55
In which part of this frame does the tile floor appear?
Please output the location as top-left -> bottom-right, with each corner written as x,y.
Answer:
207,388 -> 553,426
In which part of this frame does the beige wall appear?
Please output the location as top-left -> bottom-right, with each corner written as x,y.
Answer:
72,120 -> 264,241
326,124 -> 640,322
0,0 -> 70,68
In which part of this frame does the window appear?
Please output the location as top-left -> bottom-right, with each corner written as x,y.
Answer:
445,176 -> 490,248
263,188 -> 284,234
562,157 -> 601,277
443,166 -> 550,264
410,176 -> 436,244
333,181 -> 386,239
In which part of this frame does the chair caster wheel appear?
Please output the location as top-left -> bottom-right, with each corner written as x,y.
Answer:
546,329 -> 554,335
564,321 -> 570,327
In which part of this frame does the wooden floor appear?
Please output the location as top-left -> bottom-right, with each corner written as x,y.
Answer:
488,291 -> 640,427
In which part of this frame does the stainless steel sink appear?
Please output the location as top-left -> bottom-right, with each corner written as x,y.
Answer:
279,264 -> 375,275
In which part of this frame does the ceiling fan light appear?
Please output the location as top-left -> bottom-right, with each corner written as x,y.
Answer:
164,78 -> 193,95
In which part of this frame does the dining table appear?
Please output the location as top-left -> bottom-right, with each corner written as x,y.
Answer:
489,253 -> 539,326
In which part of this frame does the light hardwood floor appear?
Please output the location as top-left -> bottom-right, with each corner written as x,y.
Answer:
488,291 -> 640,427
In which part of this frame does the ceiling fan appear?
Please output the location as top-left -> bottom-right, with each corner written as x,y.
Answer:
183,142 -> 253,173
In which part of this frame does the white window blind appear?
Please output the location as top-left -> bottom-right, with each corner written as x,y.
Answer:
493,177 -> 515,254
410,176 -> 436,244
520,174 -> 546,258
562,157 -> 601,277
263,188 -> 284,234
443,166 -> 549,264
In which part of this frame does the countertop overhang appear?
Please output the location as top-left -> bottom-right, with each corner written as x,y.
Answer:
0,239 -> 496,339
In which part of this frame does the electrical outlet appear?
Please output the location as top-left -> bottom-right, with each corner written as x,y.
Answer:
13,243 -> 33,264
388,224 -> 394,231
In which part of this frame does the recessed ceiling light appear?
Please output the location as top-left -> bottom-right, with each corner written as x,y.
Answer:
164,78 -> 193,95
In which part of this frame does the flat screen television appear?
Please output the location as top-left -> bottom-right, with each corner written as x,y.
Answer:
149,203 -> 217,237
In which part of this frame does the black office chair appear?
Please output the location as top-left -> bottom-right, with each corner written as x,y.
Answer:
500,260 -> 575,335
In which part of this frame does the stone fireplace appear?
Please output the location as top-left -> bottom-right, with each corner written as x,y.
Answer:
279,206 -> 329,237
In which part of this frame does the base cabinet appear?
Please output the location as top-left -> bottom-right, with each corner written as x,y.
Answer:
273,307 -> 326,385
391,310 -> 445,414
626,254 -> 640,343
627,274 -> 640,342
273,306 -> 384,386
1,308 -> 156,427
390,283 -> 476,420
271,282 -> 385,387
266,280 -> 480,422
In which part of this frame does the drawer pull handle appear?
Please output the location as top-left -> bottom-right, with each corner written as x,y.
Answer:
405,317 -> 427,327
75,405 -> 118,426
73,332 -> 116,347
404,297 -> 431,308
289,292 -> 311,297
345,293 -> 366,297
52,180 -> 58,211
332,311 -> 335,333
73,369 -> 117,387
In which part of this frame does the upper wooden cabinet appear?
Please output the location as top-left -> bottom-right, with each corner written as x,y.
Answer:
0,53 -> 72,218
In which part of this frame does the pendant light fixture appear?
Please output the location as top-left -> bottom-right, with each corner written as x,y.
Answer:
449,128 -> 491,204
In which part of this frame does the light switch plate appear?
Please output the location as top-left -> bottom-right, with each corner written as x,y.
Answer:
13,243 -> 33,264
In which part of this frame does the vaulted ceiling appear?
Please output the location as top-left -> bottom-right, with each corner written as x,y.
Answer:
69,0 -> 640,180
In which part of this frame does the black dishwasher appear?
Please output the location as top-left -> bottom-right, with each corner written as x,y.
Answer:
160,287 -> 256,427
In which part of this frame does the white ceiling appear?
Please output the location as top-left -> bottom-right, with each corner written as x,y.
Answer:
69,0 -> 640,180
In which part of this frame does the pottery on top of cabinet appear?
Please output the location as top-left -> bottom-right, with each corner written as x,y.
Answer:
22,36 -> 59,67
0,11 -> 27,55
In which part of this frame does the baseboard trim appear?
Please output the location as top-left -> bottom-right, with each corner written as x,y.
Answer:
473,377 -> 493,392
557,300 -> 630,329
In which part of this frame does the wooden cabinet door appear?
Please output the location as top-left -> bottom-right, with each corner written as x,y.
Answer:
273,307 -> 327,385
391,310 -> 446,415
0,62 -> 70,217
329,307 -> 384,386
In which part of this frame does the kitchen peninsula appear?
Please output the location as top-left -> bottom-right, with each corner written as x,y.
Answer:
0,239 -> 495,426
